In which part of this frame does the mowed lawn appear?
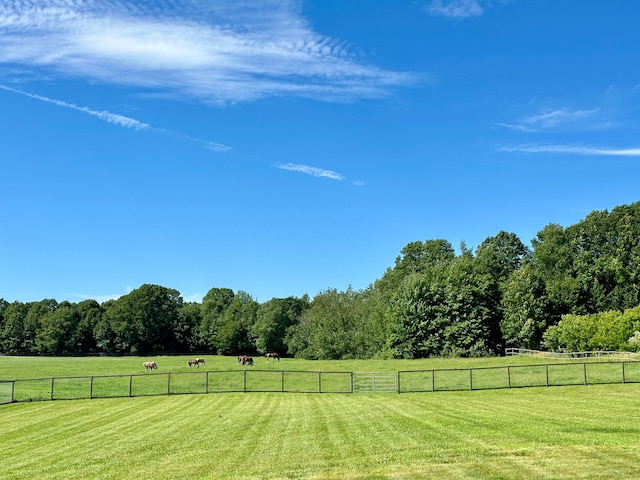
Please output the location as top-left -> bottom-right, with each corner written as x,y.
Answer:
2,385 -> 640,479
2,355 -> 640,479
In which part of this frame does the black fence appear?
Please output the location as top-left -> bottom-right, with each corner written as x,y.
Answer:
398,361 -> 640,393
0,370 -> 353,404
2,361 -> 640,404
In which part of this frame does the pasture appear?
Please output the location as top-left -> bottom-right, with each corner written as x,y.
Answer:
0,353 -> 558,379
2,356 -> 640,479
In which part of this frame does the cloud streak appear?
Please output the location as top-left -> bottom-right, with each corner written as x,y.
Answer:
277,163 -> 344,180
0,0 -> 414,104
500,144 -> 640,156
425,0 -> 484,18
0,83 -> 231,152
498,108 -> 612,133
0,84 -> 149,129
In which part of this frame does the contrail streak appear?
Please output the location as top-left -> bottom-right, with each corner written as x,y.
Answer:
0,84 -> 231,152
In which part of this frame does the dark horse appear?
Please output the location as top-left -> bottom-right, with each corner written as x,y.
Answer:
237,355 -> 253,366
188,359 -> 199,367
265,352 -> 280,362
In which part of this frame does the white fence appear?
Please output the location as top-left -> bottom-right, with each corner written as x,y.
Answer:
505,348 -> 640,362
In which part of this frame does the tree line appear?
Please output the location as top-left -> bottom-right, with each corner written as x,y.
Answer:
2,201 -> 640,358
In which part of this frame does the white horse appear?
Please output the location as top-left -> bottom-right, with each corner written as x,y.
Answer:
143,361 -> 157,371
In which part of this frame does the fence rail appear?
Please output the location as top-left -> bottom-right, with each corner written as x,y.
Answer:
398,361 -> 640,393
505,348 -> 640,362
2,361 -> 640,404
0,370 -> 353,404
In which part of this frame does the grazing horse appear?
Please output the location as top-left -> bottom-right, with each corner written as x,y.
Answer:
195,357 -> 206,366
265,352 -> 280,362
143,361 -> 157,371
188,359 -> 199,368
237,355 -> 253,366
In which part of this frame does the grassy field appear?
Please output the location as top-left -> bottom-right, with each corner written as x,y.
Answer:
2,385 -> 640,479
2,355 -> 640,479
0,353 -> 561,379
2,354 -> 640,401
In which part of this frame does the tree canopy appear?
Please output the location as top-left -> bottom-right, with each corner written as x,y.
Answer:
2,201 -> 640,358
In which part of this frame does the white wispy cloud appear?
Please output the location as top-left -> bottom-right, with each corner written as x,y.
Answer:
152,127 -> 231,153
499,144 -> 640,156
0,83 -> 232,152
277,163 -> 344,180
425,0 -> 484,18
0,0 -> 413,104
499,107 -> 621,133
0,84 -> 149,129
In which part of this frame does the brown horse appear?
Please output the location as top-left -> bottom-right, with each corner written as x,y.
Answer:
265,352 -> 280,362
143,361 -> 157,371
237,355 -> 253,366
188,359 -> 199,367
195,357 -> 206,366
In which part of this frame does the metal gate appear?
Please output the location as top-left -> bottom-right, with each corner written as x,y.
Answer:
352,372 -> 398,393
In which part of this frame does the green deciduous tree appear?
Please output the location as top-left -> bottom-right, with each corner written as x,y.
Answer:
500,263 -> 556,349
199,287 -> 235,352
177,302 -> 202,352
35,301 -> 80,355
285,287 -> 377,359
252,296 -> 309,355
100,284 -> 183,353
544,305 -> 640,352
388,255 -> 499,358
532,223 -> 582,314
475,231 -> 531,285
0,301 -> 29,354
212,292 -> 258,355
394,239 -> 455,277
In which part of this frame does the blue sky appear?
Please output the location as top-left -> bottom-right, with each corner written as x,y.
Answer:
1,0 -> 639,304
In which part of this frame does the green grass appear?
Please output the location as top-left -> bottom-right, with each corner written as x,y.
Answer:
2,385 -> 640,479
0,353 -> 581,381
2,355 -> 640,478
3,355 -> 640,402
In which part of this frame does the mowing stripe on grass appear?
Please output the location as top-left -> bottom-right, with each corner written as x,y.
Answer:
3,385 -> 640,479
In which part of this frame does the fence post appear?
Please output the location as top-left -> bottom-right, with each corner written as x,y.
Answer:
583,363 -> 588,386
432,369 -> 435,392
206,371 -> 209,394
243,370 -> 247,393
545,364 -> 549,387
350,372 -> 354,394
167,373 -> 171,395
397,371 -> 401,394
469,369 -> 473,390
51,378 -> 55,401
11,381 -> 15,403
281,371 -> 285,393
318,372 -> 322,393
507,366 -> 511,389
90,376 -> 94,399
622,362 -> 626,384
129,375 -> 133,397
